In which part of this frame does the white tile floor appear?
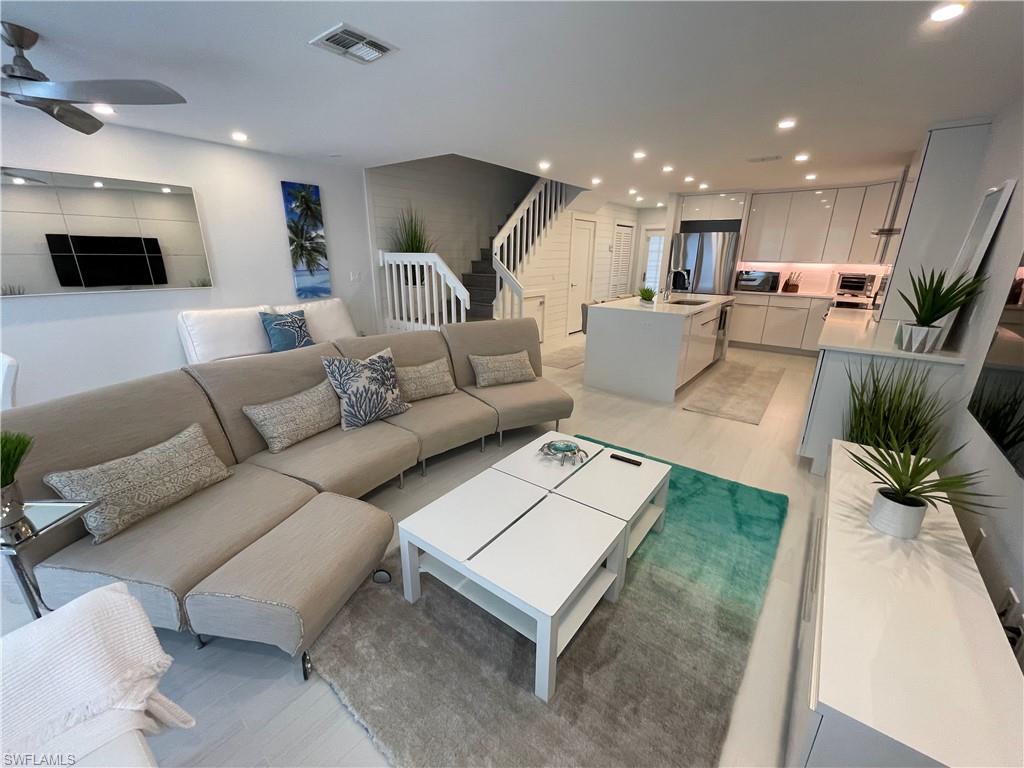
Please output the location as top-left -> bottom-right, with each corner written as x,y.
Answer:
1,338 -> 823,767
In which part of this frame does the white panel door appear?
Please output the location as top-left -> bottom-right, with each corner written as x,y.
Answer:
642,229 -> 666,291
848,182 -> 895,264
523,295 -> 546,342
567,218 -> 596,333
821,187 -> 865,263
608,224 -> 635,296
742,192 -> 792,261
762,306 -> 810,347
781,190 -> 836,263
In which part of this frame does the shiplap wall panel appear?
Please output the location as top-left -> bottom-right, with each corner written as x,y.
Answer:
518,203 -> 638,344
366,155 -> 534,279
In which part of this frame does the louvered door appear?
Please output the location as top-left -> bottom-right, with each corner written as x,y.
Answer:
608,224 -> 635,297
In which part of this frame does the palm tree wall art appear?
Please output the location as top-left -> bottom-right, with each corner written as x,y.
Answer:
281,181 -> 331,299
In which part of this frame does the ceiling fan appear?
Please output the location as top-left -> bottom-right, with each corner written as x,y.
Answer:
1,21 -> 185,135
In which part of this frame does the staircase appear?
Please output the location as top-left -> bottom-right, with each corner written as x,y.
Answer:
461,247 -> 498,320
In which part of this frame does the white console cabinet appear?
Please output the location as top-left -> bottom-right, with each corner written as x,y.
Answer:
787,441 -> 1022,768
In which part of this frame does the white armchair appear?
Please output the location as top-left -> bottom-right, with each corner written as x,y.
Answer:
176,297 -> 357,364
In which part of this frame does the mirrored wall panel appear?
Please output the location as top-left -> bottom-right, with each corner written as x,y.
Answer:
1,168 -> 211,296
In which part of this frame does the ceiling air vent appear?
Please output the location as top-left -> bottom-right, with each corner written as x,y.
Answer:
310,23 -> 394,64
746,155 -> 783,164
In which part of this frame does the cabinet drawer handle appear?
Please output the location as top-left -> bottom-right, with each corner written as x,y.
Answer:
771,306 -> 808,311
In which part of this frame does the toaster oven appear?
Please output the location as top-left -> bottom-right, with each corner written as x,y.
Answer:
836,273 -> 877,297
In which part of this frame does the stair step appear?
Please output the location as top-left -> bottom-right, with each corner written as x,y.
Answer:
468,302 -> 495,319
471,260 -> 496,275
468,285 -> 496,303
479,248 -> 491,260
461,272 -> 493,288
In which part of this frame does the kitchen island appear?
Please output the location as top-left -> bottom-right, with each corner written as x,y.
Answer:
583,293 -> 733,402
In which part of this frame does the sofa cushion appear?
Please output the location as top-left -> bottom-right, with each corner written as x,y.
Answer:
259,310 -> 314,352
34,464 -> 316,630
469,350 -> 537,388
246,423 -> 419,498
185,492 -> 394,655
243,379 -> 340,453
396,357 -> 456,402
185,342 -> 338,462
274,298 -> 356,342
177,305 -> 273,364
441,319 -> 543,388
385,391 -> 498,460
335,330 -> 453,372
44,424 -> 232,544
1,371 -> 234,570
462,378 -> 574,432
322,350 -> 410,430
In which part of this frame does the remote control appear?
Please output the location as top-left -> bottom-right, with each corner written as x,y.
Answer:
609,453 -> 642,467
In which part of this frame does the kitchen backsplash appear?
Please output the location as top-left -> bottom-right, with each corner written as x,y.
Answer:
735,261 -> 891,295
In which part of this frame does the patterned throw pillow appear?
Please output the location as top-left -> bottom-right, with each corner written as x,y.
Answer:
468,350 -> 537,388
396,357 -> 456,402
322,348 -> 411,430
259,310 -> 314,352
44,424 -> 232,544
242,379 -> 340,453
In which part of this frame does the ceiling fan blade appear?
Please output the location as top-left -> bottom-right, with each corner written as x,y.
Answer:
2,78 -> 185,105
24,100 -> 103,135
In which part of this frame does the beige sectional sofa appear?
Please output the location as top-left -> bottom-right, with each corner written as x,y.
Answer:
4,317 -> 571,670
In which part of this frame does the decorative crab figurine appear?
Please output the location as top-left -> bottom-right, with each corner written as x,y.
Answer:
538,439 -> 589,466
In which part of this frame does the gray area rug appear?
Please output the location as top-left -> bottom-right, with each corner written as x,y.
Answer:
681,361 -> 785,425
543,345 -> 586,369
312,454 -> 788,767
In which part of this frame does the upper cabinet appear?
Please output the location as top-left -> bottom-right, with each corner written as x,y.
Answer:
820,187 -> 865,263
847,182 -> 896,264
780,189 -> 836,263
680,195 -> 717,220
742,192 -> 792,261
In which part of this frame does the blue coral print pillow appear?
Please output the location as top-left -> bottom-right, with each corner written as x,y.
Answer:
259,310 -> 314,352
322,348 -> 410,430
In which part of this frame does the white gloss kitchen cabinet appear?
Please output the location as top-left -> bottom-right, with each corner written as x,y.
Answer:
847,182 -> 896,264
729,294 -> 771,344
800,299 -> 833,351
819,187 -> 864,263
742,192 -> 792,261
779,191 -> 836,263
680,193 -> 746,220
731,294 -> 833,351
762,296 -> 813,347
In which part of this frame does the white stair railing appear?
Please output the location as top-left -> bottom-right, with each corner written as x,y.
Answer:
379,251 -> 470,331
492,178 -> 569,319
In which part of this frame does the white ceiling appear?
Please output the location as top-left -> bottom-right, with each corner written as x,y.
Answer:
3,1 -> 1021,207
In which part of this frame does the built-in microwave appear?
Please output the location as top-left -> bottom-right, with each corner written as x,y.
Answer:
836,273 -> 877,297
734,270 -> 780,293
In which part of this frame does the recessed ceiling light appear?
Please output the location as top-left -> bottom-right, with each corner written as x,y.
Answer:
657,202 -> 665,207
628,188 -> 638,195
698,182 -> 709,190
538,160 -> 551,171
91,103 -> 116,115
729,197 -> 736,201
719,193 -> 726,197
815,190 -> 823,195
739,201 -> 744,205
662,165 -> 674,173
930,3 -> 965,22
777,117 -> 797,130
683,176 -> 695,183
794,153 -> 810,163
92,181 -> 104,188
591,177 -> 602,185
633,150 -> 647,160
11,177 -> 25,185
825,205 -> 831,209
161,187 -> 172,194
636,196 -> 644,202
805,173 -> 817,180
231,131 -> 248,142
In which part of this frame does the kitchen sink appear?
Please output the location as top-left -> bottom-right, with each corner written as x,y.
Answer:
669,299 -> 709,306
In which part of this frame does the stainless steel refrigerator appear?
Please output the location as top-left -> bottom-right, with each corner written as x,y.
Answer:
666,219 -> 741,295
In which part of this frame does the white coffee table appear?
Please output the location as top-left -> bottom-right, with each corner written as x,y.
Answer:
398,468 -> 627,702
490,431 -> 605,490
554,449 -> 671,557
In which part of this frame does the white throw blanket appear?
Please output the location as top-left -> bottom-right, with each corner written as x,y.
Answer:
0,582 -> 194,759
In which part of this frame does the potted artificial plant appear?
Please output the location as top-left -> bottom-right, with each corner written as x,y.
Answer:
639,287 -> 656,304
1,431 -> 33,544
897,268 -> 985,353
846,438 -> 988,540
389,208 -> 436,254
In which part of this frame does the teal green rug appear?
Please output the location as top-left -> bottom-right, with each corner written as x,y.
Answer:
313,441 -> 789,767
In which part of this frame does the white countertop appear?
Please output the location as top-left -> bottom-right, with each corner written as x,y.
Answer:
817,308 -> 965,365
817,441 -> 1023,767
589,293 -> 733,318
734,289 -> 876,304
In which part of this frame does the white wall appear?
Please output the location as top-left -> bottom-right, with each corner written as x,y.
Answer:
0,107 -> 374,405
518,201 -> 639,343
365,154 -> 534,279
942,99 -> 1024,601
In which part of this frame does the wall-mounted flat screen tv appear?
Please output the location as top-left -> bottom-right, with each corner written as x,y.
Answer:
45,234 -> 168,288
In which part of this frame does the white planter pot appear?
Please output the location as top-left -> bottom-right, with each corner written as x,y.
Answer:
897,323 -> 942,353
868,489 -> 927,539
640,298 -> 654,305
